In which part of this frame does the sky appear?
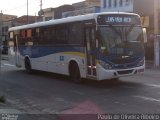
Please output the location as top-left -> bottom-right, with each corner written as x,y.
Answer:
0,0 -> 84,17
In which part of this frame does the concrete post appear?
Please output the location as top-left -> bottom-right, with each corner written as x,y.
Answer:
154,0 -> 160,67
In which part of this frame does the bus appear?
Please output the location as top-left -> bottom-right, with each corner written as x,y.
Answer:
8,12 -> 147,83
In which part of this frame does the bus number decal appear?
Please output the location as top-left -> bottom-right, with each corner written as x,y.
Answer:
60,56 -> 64,61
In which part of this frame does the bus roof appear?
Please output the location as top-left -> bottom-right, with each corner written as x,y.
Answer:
9,12 -> 140,31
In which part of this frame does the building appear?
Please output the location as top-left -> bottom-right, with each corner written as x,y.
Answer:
54,5 -> 75,19
40,5 -> 74,21
101,0 -> 133,12
13,15 -> 41,26
40,8 -> 55,21
0,13 -> 17,51
63,0 -> 100,18
0,14 -> 41,54
62,6 -> 100,18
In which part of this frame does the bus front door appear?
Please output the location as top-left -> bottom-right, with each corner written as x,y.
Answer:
85,27 -> 97,78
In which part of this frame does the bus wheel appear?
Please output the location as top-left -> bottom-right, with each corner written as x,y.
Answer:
69,62 -> 82,83
25,58 -> 32,73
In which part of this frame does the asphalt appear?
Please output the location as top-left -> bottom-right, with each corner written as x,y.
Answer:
0,55 -> 160,120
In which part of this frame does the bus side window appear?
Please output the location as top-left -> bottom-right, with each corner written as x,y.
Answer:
68,22 -> 83,45
9,32 -> 14,47
56,24 -> 68,44
19,30 -> 26,45
51,28 -> 56,44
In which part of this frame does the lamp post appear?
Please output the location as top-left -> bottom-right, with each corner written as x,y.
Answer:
154,0 -> 160,67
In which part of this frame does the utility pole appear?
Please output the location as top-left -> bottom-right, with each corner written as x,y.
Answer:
154,0 -> 160,67
0,10 -> 3,74
40,0 -> 42,12
27,0 -> 29,24
40,0 -> 43,21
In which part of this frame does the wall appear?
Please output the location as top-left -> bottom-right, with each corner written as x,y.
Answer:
101,0 -> 133,12
62,6 -> 100,18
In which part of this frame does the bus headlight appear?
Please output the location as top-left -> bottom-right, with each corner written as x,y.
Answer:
99,60 -> 113,69
137,58 -> 145,67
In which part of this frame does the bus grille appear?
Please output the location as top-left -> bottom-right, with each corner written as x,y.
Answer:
117,70 -> 133,75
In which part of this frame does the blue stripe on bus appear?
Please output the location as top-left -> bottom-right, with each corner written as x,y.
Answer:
18,46 -> 144,69
19,46 -> 85,58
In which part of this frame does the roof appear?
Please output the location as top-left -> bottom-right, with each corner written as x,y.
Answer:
9,12 -> 140,31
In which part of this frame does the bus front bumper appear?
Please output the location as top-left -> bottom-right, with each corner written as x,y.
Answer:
97,64 -> 145,81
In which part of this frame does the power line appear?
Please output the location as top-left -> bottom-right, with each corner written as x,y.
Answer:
3,3 -> 27,12
2,0 -> 39,13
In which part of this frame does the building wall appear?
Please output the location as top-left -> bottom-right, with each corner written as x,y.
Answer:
133,0 -> 154,16
0,14 -> 17,47
101,0 -> 133,12
86,0 -> 100,7
72,1 -> 86,10
62,6 -> 100,18
54,5 -> 75,19
63,0 -> 100,18
41,8 -> 55,21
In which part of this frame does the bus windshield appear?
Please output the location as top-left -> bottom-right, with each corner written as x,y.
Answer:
99,25 -> 144,56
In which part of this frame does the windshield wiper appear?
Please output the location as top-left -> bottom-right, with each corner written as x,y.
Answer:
126,24 -> 135,36
109,25 -> 123,40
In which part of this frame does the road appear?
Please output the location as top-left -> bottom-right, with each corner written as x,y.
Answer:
0,60 -> 160,119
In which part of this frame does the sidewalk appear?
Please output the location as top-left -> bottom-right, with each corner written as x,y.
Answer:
145,60 -> 154,69
1,54 -> 8,60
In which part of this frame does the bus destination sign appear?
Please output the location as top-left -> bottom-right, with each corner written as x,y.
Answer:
107,16 -> 131,23
97,14 -> 141,25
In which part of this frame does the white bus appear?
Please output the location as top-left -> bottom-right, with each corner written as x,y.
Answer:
8,12 -> 147,83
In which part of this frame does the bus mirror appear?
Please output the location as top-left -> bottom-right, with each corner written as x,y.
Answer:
9,41 -> 14,47
143,28 -> 147,43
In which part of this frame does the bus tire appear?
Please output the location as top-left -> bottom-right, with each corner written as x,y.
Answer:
25,58 -> 32,73
69,62 -> 82,83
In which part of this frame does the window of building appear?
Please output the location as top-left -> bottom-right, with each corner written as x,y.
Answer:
103,0 -> 107,8
119,0 -> 123,6
114,0 -> 117,7
45,17 -> 52,21
125,0 -> 130,6
108,0 -> 112,8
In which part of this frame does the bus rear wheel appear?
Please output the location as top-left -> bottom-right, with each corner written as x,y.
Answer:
25,58 -> 32,73
69,62 -> 82,83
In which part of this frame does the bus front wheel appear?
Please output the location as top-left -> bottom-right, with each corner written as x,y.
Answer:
25,58 -> 32,73
69,62 -> 82,83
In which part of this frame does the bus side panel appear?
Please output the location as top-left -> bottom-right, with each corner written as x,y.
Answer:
55,52 -> 87,78
18,46 -> 87,78
54,47 -> 87,78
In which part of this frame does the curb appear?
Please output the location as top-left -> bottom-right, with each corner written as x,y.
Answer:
1,55 -> 8,60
